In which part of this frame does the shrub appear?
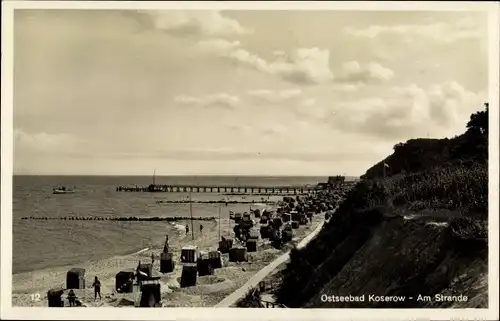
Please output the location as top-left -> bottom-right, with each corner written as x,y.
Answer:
236,288 -> 262,308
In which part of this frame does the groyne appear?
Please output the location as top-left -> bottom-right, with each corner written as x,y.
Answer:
155,200 -> 276,204
222,193 -> 308,196
20,216 -> 217,222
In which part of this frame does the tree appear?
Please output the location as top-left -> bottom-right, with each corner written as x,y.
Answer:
466,103 -> 488,135
362,103 -> 489,179
452,103 -> 488,163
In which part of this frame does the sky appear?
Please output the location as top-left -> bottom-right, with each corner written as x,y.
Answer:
12,8 -> 489,176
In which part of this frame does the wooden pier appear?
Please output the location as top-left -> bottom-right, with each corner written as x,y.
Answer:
116,184 -> 320,194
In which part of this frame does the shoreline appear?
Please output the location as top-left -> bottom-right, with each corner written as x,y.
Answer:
13,195 -> 260,274
12,218 -> 219,304
11,220 -> 185,275
12,205 -> 324,307
131,247 -> 150,255
11,219 -> 197,275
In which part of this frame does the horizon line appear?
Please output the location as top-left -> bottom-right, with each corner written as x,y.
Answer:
12,173 -> 359,178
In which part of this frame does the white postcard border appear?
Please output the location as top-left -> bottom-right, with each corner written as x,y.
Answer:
1,1 -> 499,320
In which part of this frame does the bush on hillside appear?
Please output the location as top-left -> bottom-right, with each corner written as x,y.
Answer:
235,288 -> 263,308
382,164 -> 487,214
449,216 -> 488,240
335,162 -> 487,218
362,104 -> 489,179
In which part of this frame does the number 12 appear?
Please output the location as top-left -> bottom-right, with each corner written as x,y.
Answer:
30,293 -> 41,302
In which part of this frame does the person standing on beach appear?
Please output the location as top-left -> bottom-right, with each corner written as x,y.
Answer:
200,224 -> 203,234
92,276 -> 102,300
67,289 -> 76,307
186,224 -> 189,235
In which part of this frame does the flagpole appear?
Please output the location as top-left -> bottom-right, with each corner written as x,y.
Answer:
228,208 -> 231,237
189,190 -> 194,241
218,204 -> 221,241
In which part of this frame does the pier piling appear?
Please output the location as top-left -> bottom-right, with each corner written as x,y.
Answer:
113,184 -> 320,194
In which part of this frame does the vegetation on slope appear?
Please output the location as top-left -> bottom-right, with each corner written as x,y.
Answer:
275,104 -> 489,308
362,103 -> 488,179
236,288 -> 262,308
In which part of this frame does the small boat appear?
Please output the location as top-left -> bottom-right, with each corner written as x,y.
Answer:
53,187 -> 75,194
147,168 -> 161,192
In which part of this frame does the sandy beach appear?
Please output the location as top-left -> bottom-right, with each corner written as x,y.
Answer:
12,210 -> 323,307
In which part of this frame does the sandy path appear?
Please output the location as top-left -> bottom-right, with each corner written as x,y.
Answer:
215,215 -> 325,307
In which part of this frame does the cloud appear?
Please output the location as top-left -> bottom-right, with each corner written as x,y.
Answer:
173,93 -> 241,108
300,98 -> 316,107
247,88 -> 302,103
228,121 -> 287,137
344,18 -> 482,44
261,124 -> 288,137
138,10 -> 252,37
14,129 -> 86,155
338,61 -> 394,83
198,39 -> 334,84
227,123 -> 251,135
294,98 -> 332,122
332,83 -> 367,92
198,39 -> 393,86
329,81 -> 486,140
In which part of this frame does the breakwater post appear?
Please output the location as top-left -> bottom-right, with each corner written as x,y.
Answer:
155,200 -> 276,204
21,216 -> 218,222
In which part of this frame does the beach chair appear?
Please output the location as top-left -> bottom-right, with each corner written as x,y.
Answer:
160,252 -> 175,273
47,288 -> 65,307
218,238 -> 233,253
181,245 -> 198,264
208,250 -> 223,269
136,263 -> 153,281
260,225 -> 272,239
115,271 -> 135,293
282,230 -> 293,243
272,217 -> 283,228
197,257 -> 214,276
234,213 -> 243,223
246,240 -> 257,252
66,268 -> 85,289
229,247 -> 248,262
139,281 -> 161,307
180,263 -> 198,288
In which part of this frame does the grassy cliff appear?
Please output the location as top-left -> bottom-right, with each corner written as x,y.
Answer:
275,105 -> 489,308
363,103 -> 488,179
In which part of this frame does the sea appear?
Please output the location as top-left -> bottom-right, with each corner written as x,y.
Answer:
12,175 -> 335,274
